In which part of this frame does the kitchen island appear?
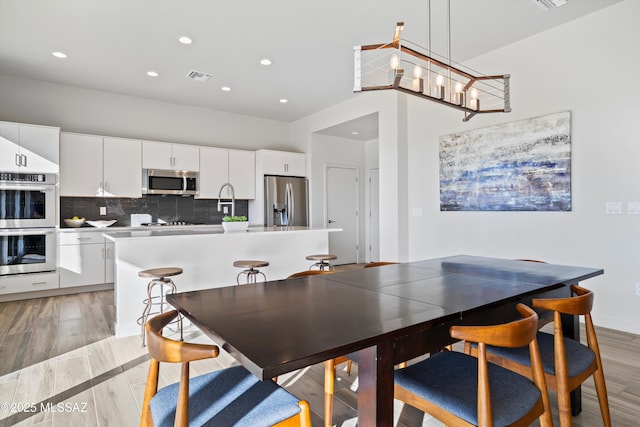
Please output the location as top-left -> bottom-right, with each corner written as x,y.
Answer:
105,226 -> 340,337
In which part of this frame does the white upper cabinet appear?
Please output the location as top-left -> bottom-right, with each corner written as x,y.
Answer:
0,121 -> 59,173
228,149 -> 255,199
60,133 -> 142,197
257,149 -> 306,177
142,140 -> 199,171
198,147 -> 255,199
102,137 -> 143,197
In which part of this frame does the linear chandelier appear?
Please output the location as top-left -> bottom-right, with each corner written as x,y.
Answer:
353,20 -> 511,121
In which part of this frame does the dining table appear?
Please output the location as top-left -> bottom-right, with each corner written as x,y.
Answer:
166,255 -> 603,426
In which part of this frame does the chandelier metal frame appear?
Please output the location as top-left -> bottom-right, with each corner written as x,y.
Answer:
353,21 -> 511,122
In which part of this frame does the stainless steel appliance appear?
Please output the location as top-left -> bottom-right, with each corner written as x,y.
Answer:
142,169 -> 198,196
264,175 -> 308,226
0,228 -> 57,275
0,172 -> 57,228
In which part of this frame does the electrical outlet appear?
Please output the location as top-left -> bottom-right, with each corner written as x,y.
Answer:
223,206 -> 229,214
636,282 -> 640,297
99,206 -> 106,216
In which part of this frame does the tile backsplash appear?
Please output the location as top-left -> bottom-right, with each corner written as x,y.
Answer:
60,195 -> 249,228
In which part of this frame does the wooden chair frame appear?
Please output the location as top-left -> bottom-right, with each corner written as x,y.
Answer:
397,304 -> 553,427
468,284 -> 611,427
141,310 -> 311,427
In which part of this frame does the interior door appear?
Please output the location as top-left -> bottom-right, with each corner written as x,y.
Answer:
368,168 -> 380,262
327,166 -> 358,264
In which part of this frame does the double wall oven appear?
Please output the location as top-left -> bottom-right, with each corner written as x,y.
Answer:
0,172 -> 57,276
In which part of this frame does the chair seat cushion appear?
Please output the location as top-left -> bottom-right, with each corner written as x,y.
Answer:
395,351 -> 542,426
484,331 -> 596,378
150,365 -> 301,427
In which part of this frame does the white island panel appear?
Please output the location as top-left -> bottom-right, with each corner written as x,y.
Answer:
108,227 -> 338,337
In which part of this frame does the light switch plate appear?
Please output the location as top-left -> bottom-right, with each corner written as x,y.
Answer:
628,202 -> 640,215
605,202 -> 622,215
99,206 -> 107,216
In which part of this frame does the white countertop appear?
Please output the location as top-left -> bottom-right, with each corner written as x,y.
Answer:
101,225 -> 340,241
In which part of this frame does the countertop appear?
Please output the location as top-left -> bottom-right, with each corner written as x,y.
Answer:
101,225 -> 341,241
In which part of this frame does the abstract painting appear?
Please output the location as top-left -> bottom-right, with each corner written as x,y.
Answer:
440,111 -> 571,211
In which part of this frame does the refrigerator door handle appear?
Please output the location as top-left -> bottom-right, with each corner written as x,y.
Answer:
285,182 -> 294,226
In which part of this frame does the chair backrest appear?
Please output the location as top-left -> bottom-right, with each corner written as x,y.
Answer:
532,284 -> 593,316
142,310 -> 220,427
287,270 -> 335,278
363,261 -> 398,268
451,304 -> 551,426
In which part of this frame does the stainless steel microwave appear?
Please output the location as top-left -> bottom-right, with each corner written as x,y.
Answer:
142,169 -> 198,196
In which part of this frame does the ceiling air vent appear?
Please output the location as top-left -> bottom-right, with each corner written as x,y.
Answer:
185,70 -> 211,82
531,0 -> 569,11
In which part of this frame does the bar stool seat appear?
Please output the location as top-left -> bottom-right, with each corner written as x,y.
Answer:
306,254 -> 337,271
233,260 -> 268,285
137,267 -> 183,347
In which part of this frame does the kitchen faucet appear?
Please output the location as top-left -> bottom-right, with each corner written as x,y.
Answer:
217,183 -> 235,217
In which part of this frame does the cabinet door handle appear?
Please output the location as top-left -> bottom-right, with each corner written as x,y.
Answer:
77,237 -> 92,241
31,281 -> 47,286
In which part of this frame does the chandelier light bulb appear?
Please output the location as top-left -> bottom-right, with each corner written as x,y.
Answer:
413,65 -> 423,79
470,88 -> 479,99
390,54 -> 400,70
436,74 -> 445,87
455,82 -> 463,93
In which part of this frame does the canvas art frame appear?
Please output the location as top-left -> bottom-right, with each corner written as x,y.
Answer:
439,111 -> 571,211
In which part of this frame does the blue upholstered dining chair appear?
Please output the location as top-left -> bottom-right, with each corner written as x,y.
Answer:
468,284 -> 611,427
394,303 -> 553,427
140,310 -> 311,427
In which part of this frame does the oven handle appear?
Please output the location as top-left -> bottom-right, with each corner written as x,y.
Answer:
0,229 -> 56,236
0,185 -> 54,192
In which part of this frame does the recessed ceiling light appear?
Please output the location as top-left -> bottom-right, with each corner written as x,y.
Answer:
146,71 -> 159,77
351,131 -> 359,135
279,98 -> 289,104
52,51 -> 67,59
221,86 -> 231,92
260,58 -> 272,66
178,36 -> 193,45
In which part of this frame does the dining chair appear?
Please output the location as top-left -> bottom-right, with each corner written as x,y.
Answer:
286,270 -> 334,278
395,303 -> 553,427
363,261 -> 399,268
467,284 -> 611,427
140,310 -> 312,427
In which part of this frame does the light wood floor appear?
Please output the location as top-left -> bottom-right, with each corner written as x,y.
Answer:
0,269 -> 639,426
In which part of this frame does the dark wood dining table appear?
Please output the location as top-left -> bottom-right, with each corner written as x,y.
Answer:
167,255 -> 603,426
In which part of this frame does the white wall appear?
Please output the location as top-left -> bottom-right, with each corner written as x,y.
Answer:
0,74 -> 291,150
406,0 -> 640,334
292,1 -> 640,335
291,90 -> 406,262
309,133 -> 366,262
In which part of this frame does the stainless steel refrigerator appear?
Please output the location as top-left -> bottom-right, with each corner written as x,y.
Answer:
264,175 -> 309,226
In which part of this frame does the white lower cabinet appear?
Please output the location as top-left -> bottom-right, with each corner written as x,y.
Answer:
0,271 -> 59,295
59,232 -> 114,288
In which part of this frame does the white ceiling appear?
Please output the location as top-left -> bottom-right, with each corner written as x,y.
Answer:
0,0 -> 621,140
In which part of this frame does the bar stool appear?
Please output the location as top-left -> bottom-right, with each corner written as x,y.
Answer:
137,267 -> 183,347
233,260 -> 268,285
306,254 -> 337,271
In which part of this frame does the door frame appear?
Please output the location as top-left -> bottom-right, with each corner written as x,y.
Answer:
367,168 -> 380,263
324,163 -> 360,263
